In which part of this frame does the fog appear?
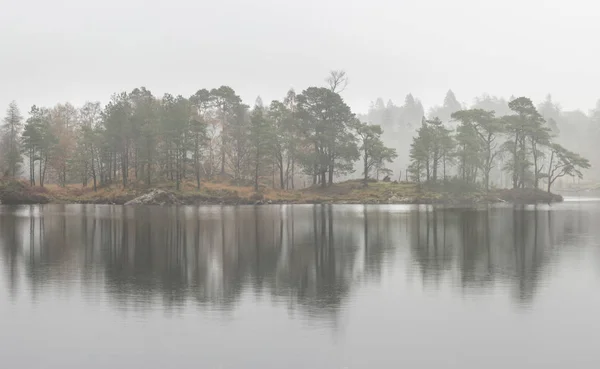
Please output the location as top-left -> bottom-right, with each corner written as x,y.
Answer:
362,92 -> 600,185
2,0 -> 600,188
1,0 -> 599,113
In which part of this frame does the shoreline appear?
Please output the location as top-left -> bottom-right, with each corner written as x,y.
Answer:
0,179 -> 564,206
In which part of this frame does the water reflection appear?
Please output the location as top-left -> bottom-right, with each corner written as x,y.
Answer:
0,204 -> 593,320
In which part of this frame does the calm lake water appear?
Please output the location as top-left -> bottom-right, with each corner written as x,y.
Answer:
1,201 -> 600,368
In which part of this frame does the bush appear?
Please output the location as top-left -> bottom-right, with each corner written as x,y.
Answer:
0,179 -> 50,204
250,192 -> 264,202
495,188 -> 563,204
421,178 -> 481,194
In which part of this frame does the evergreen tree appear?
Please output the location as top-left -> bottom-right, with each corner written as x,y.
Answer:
296,87 -> 358,187
451,109 -> 503,190
545,143 -> 590,193
210,86 -> 241,175
22,106 -> 43,185
353,121 -> 397,185
538,94 -> 562,134
408,117 -> 453,183
1,102 -> 24,177
249,100 -> 274,191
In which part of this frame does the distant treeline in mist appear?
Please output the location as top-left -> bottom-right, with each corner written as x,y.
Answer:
0,72 -> 593,192
362,91 -> 592,191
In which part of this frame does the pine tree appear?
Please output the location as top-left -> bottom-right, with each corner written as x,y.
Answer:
1,102 -> 24,177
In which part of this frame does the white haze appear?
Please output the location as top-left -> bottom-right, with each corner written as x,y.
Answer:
1,0 -> 599,115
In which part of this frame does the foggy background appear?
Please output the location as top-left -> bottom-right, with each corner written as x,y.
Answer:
1,0 -> 598,111
2,0 -> 599,183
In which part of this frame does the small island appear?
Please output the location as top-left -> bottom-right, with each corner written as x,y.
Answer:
0,178 -> 564,206
0,78 -> 590,206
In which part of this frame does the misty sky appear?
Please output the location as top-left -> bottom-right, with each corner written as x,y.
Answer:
1,0 -> 598,116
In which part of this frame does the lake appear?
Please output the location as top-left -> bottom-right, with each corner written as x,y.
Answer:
1,202 -> 599,368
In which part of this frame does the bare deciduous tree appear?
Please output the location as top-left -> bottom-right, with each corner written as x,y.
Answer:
326,70 -> 348,94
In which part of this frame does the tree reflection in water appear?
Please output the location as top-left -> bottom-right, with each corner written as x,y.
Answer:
0,203 -> 592,321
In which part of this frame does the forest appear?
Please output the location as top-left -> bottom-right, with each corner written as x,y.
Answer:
0,72 -> 398,194
407,97 -> 590,193
0,71 -> 593,198
366,91 -> 597,193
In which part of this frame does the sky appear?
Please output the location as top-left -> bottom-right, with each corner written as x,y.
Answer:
1,0 -> 599,117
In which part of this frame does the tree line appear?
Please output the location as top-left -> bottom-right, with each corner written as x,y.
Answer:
2,77 -> 591,194
0,72 -> 398,191
408,97 -> 590,193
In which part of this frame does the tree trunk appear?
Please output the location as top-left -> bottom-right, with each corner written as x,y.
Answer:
363,151 -> 369,187
41,154 -> 47,187
443,154 -> 447,183
547,151 -> 554,193
30,149 -> 35,186
175,143 -> 180,191
99,152 -> 104,186
208,145 -> 214,179
113,152 -> 117,183
432,151 -> 438,182
134,148 -> 139,180
221,109 -> 226,174
279,160 -> 285,190
195,135 -> 201,190
146,140 -> 152,187
90,147 -> 97,192
328,164 -> 334,186
9,123 -> 14,177
291,156 -> 295,190
512,132 -> 519,189
196,162 -> 201,190
519,136 -> 526,188
531,137 -> 539,190
91,164 -> 97,192
121,144 -> 128,188
272,159 -> 275,188
83,161 -> 88,187
221,143 -> 226,174
254,149 -> 260,192
181,146 -> 187,181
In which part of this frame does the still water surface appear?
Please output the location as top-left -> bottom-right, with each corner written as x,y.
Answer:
1,202 -> 600,368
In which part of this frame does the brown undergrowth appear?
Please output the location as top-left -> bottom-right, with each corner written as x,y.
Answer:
0,178 -> 563,205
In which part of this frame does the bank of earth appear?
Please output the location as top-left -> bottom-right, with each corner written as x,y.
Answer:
0,179 -> 563,206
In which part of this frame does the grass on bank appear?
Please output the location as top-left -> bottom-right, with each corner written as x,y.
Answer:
0,178 -> 305,204
0,177 -> 562,205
